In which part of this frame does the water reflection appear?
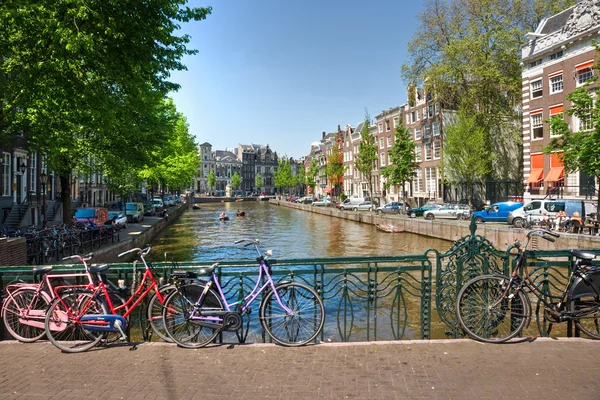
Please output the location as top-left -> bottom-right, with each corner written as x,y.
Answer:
149,202 -> 452,262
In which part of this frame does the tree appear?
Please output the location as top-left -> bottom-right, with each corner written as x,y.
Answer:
294,164 -> 306,195
546,47 -> 600,218
401,0 -> 576,181
380,124 -> 419,202
324,143 -> 346,197
0,1 -> 212,223
443,105 -> 495,205
231,172 -> 242,190
355,112 -> 378,198
305,158 -> 319,195
255,173 -> 263,192
274,156 -> 294,194
207,171 -> 216,194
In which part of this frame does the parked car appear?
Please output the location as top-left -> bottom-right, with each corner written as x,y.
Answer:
125,202 -> 144,223
339,197 -> 366,211
312,199 -> 330,207
106,211 -> 128,229
375,201 -> 407,214
296,196 -> 314,204
408,203 -> 442,218
507,200 -> 596,228
152,198 -> 164,212
423,204 -> 471,220
472,202 -> 523,224
73,207 -> 110,227
352,201 -> 374,212
143,201 -> 156,216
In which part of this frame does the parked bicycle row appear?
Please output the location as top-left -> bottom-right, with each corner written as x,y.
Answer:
1,240 -> 325,353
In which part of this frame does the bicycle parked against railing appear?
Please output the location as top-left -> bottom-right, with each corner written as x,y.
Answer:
43,246 -> 177,353
456,229 -> 600,343
162,238 -> 325,348
1,254 -> 97,342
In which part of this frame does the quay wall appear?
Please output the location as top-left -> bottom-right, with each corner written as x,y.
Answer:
270,200 -> 600,251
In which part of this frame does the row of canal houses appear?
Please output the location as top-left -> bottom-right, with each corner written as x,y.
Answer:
1,1 -> 599,227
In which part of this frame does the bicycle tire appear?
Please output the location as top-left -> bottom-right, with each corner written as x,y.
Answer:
44,291 -> 108,353
571,297 -> 600,339
163,284 -> 224,348
259,282 -> 325,346
456,274 -> 529,343
144,284 -> 177,342
2,288 -> 51,342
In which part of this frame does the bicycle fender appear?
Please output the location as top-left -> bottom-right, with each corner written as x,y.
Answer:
569,271 -> 600,299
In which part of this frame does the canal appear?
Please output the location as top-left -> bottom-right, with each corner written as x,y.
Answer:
148,201 -> 453,262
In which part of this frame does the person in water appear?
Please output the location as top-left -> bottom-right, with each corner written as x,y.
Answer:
219,211 -> 228,219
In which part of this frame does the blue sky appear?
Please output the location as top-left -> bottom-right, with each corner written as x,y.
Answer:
170,0 -> 424,159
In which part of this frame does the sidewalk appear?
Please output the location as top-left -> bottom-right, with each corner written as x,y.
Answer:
0,338 -> 598,399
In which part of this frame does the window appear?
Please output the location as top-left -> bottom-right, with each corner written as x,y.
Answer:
550,50 -> 563,60
433,141 -> 441,159
424,124 -> 431,139
380,153 -> 386,167
432,121 -> 440,136
428,105 -> 433,118
577,67 -> 594,86
415,144 -> 422,162
413,168 -> 423,192
578,103 -> 594,131
425,143 -> 432,161
378,123 -> 383,133
29,154 -> 36,192
411,112 -> 415,123
385,120 -> 390,131
549,73 -> 563,94
434,103 -> 439,115
425,167 -> 437,195
549,104 -> 563,137
406,114 -> 410,124
393,117 -> 399,127
416,109 -> 420,121
379,138 -> 384,149
423,107 -> 427,120
531,112 -> 543,139
530,59 -> 542,68
414,127 -> 421,140
387,136 -> 392,148
2,153 -> 10,195
531,79 -> 543,98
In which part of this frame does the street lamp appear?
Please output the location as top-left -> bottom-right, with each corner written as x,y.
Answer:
40,172 -> 48,227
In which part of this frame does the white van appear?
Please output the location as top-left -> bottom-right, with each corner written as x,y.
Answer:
507,199 -> 595,227
338,197 -> 366,211
152,198 -> 164,212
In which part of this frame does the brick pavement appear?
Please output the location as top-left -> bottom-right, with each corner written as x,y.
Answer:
0,338 -> 599,400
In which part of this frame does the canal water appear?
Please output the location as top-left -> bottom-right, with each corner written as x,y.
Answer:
148,201 -> 453,262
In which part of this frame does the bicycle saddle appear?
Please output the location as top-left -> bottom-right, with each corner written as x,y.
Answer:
88,264 -> 110,273
197,263 -> 219,276
32,266 -> 53,275
570,249 -> 596,261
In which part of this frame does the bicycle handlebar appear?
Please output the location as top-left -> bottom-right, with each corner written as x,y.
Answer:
62,253 -> 93,263
118,246 -> 151,258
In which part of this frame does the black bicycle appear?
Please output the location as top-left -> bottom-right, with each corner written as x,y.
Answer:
456,229 -> 600,343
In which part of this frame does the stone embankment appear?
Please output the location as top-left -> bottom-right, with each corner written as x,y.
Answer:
271,200 -> 600,251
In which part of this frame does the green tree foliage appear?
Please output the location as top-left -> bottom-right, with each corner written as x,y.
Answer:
402,0 -> 575,180
324,143 -> 346,197
546,48 -> 600,217
355,112 -> 378,197
255,173 -> 263,191
306,158 -> 319,194
207,171 -> 216,193
443,105 -> 495,205
274,156 -> 294,193
0,0 -> 211,222
231,172 -> 242,190
294,164 -> 306,195
380,124 -> 419,201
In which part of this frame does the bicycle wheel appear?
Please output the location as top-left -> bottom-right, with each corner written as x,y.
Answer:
259,282 -> 325,346
163,284 -> 224,348
144,284 -> 176,342
456,274 -> 529,343
2,288 -> 50,342
571,296 -> 600,339
44,291 -> 108,353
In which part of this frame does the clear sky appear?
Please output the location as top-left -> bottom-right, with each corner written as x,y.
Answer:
169,0 -> 424,159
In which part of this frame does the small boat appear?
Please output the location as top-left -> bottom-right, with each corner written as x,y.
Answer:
235,199 -> 244,202
376,224 -> 403,233
236,211 -> 245,217
192,205 -> 201,210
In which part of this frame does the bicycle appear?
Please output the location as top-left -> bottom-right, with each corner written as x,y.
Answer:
456,228 -> 600,343
43,246 -> 177,353
162,238 -> 325,348
1,254 -> 98,342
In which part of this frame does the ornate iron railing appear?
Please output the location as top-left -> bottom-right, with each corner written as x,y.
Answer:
1,222 -> 599,343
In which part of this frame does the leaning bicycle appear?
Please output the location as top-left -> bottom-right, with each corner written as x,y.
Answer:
162,239 -> 325,348
456,228 -> 600,343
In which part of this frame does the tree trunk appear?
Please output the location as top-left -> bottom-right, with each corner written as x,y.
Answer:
60,174 -> 72,225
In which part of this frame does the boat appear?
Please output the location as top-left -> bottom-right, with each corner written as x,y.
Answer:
236,211 -> 245,217
192,205 -> 201,210
219,212 -> 229,221
376,224 -> 403,233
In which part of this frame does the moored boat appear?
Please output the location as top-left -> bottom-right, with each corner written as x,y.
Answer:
376,224 -> 403,233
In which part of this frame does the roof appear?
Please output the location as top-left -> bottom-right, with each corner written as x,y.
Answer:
539,7 -> 574,34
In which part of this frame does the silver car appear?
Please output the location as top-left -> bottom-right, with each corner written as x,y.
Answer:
352,201 -> 374,212
423,204 -> 471,220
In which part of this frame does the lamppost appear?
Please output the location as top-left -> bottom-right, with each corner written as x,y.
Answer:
40,172 -> 48,227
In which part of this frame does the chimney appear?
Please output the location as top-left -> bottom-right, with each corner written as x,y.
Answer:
322,131 -> 326,140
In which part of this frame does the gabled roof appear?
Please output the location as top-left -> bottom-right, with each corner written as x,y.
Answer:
539,6 -> 574,35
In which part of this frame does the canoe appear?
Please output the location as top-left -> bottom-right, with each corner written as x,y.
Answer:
376,224 -> 403,233
236,211 -> 245,217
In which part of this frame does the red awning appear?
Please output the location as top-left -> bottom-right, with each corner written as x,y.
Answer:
544,167 -> 564,182
527,169 -> 544,183
322,187 -> 333,194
